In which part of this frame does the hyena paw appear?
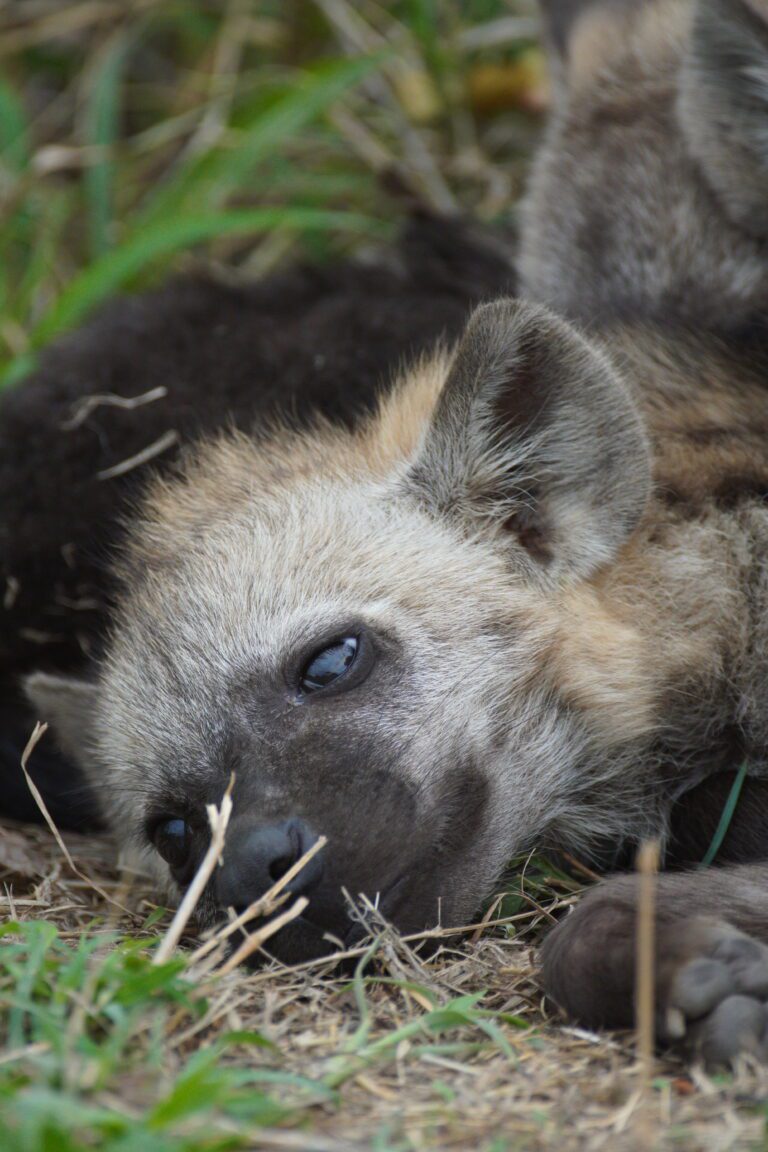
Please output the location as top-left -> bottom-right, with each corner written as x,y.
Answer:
661,919 -> 768,1065
540,894 -> 768,1066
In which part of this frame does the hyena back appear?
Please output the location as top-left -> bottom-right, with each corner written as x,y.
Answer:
522,0 -> 768,325
526,0 -> 768,1062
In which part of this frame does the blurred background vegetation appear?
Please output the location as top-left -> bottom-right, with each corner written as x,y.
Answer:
0,0 -> 546,387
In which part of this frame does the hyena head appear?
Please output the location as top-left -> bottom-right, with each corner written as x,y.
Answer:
521,0 -> 768,324
26,300 -> 655,961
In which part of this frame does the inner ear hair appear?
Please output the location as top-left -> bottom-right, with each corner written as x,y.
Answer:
23,671 -> 99,769
406,299 -> 651,580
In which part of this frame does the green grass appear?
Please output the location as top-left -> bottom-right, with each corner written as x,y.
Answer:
0,841 -> 581,1150
0,920 -> 312,1151
0,0 -> 539,388
0,918 -> 531,1152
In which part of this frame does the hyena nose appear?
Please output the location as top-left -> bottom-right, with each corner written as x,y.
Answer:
215,817 -> 324,911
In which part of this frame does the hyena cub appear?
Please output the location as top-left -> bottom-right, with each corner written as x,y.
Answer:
25,0 -> 768,1064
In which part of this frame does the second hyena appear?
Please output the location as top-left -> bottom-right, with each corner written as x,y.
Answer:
25,0 -> 768,1064
524,0 -> 768,1062
522,0 -> 768,326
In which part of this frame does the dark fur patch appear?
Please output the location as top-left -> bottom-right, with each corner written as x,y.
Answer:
669,775 -> 768,868
712,474 -> 768,508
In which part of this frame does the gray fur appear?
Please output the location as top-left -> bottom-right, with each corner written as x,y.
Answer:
24,298 -> 768,955
519,0 -> 768,325
26,673 -> 98,766
22,300 -> 669,940
679,0 -> 768,239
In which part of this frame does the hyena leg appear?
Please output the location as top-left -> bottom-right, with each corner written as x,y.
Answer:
540,863 -> 768,1065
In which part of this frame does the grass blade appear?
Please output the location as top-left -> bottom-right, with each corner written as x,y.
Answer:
136,55 -> 384,229
82,32 -> 132,257
0,75 -> 30,171
31,206 -> 388,346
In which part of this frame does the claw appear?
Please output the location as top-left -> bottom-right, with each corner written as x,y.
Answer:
664,1005 -> 686,1040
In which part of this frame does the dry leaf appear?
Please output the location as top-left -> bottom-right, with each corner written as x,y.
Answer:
468,49 -> 549,116
0,826 -> 42,878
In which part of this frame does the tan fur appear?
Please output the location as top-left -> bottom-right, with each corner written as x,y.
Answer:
567,0 -> 692,96
553,582 -> 655,744
358,351 -> 450,474
124,352 -> 453,577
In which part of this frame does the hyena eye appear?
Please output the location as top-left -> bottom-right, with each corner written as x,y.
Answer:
153,817 -> 192,870
299,636 -> 359,694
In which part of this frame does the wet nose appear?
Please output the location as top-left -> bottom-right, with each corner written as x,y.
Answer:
215,817 -> 323,911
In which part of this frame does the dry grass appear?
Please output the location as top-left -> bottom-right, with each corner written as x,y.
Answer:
2,813 -> 768,1151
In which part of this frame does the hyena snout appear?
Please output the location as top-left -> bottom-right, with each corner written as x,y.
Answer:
215,817 -> 324,913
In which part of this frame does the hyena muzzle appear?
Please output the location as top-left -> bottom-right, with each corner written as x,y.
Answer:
23,0 -> 768,1065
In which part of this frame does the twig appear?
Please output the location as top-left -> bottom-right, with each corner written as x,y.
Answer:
20,723 -> 133,915
153,778 -> 234,965
458,16 -> 540,51
3,575 -> 19,610
312,0 -> 457,212
97,429 -> 178,480
218,895 -> 309,975
559,852 -> 603,884
62,385 -> 167,430
635,838 -> 660,1139
0,1041 -> 52,1067
240,904 -> 558,987
261,833 -> 327,905
188,891 -> 291,965
189,834 -> 327,965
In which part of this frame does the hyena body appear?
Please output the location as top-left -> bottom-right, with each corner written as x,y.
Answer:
26,0 -> 768,1062
525,0 -> 768,1060
521,0 -> 768,326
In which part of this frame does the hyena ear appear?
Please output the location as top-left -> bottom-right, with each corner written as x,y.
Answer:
679,0 -> 768,237
537,0 -> 636,99
538,0 -> 633,59
24,672 -> 98,768
408,299 -> 651,580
